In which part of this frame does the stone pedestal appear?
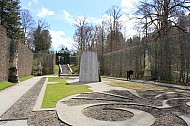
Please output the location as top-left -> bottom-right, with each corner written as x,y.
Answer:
79,51 -> 100,83
8,67 -> 19,83
8,52 -> 19,83
144,68 -> 152,80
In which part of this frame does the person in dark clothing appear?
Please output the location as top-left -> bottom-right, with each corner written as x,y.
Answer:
58,67 -> 61,77
127,70 -> 133,80
127,71 -> 130,80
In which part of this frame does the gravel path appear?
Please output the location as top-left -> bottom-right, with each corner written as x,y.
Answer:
0,77 -> 68,126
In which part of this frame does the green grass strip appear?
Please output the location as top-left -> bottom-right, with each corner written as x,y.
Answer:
0,81 -> 13,91
19,75 -> 34,82
42,77 -> 92,108
103,78 -> 190,94
111,81 -> 168,91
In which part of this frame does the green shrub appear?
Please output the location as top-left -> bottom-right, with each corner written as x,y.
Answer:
70,64 -> 79,74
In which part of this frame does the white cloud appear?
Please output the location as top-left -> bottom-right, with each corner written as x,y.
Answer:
28,2 -> 32,7
73,13 -> 138,38
121,0 -> 139,9
120,14 -> 138,37
33,0 -> 39,3
38,6 -> 54,18
62,10 -> 74,24
49,30 -> 75,51
61,10 -> 101,26
121,0 -> 140,14
86,17 -> 100,24
120,0 -> 140,38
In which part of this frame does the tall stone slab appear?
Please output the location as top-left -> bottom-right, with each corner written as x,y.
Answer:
79,51 -> 99,83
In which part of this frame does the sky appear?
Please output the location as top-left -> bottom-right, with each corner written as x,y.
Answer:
20,0 -> 140,51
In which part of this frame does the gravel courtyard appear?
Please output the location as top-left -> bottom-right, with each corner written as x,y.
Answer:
0,77 -> 190,126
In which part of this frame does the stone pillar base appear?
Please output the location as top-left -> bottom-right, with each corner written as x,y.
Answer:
8,75 -> 19,83
8,67 -> 19,83
143,76 -> 152,80
144,69 -> 152,80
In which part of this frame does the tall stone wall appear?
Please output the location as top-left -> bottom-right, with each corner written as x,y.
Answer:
0,25 -> 33,81
33,53 -> 55,75
69,56 -> 77,64
102,34 -> 190,82
17,42 -> 33,78
0,26 -> 9,81
102,45 -> 145,78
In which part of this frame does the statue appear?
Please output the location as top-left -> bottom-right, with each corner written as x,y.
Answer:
10,52 -> 19,68
145,52 -> 151,70
144,50 -> 151,80
38,61 -> 43,76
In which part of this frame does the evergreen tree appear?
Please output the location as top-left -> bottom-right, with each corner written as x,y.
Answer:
42,30 -> 52,50
0,0 -> 22,39
33,27 -> 52,52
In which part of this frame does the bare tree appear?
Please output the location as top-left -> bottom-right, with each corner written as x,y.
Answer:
73,17 -> 94,65
105,5 -> 125,52
20,9 -> 35,35
20,9 -> 36,48
136,0 -> 190,81
73,17 -> 95,52
136,0 -> 190,37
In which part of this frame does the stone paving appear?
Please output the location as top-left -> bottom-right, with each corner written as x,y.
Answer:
57,78 -> 190,126
0,76 -> 42,116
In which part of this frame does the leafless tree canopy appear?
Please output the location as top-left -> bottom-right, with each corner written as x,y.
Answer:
133,0 -> 190,81
72,3 -> 190,83
20,9 -> 36,35
136,0 -> 190,38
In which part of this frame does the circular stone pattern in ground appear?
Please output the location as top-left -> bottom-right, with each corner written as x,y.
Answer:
83,105 -> 134,121
57,90 -> 190,126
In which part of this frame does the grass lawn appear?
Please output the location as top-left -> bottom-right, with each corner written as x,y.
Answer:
0,81 -> 13,91
70,64 -> 79,74
19,75 -> 34,82
111,81 -> 168,90
102,78 -> 190,94
0,75 -> 34,91
42,77 -> 92,108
